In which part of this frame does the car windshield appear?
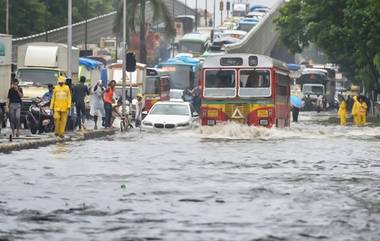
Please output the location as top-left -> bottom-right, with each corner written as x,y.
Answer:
204,70 -> 236,98
238,23 -> 256,32
179,41 -> 203,54
17,69 -> 59,85
150,104 -> 189,116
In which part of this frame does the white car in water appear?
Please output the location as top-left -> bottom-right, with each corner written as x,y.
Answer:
142,101 -> 198,130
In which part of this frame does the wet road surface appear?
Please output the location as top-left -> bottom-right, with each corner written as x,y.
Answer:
0,112 -> 379,241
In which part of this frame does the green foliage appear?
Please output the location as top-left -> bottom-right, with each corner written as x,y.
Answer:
275,0 -> 380,92
0,0 -> 115,37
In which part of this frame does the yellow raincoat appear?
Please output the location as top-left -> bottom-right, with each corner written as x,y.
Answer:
50,84 -> 71,136
337,100 -> 347,125
359,101 -> 368,126
351,96 -> 361,126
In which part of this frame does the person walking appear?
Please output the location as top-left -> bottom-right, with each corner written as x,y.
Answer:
337,94 -> 347,126
50,77 -> 71,138
351,95 -> 361,126
73,76 -> 89,131
359,96 -> 368,126
316,94 -> 323,113
103,80 -> 116,128
7,79 -> 23,137
135,94 -> 144,128
90,80 -> 105,130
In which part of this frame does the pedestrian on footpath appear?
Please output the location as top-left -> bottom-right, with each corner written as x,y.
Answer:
7,79 -> 23,137
351,95 -> 361,126
90,80 -> 105,130
50,77 -> 71,138
359,95 -> 368,126
73,76 -> 89,131
103,80 -> 116,128
337,94 -> 347,126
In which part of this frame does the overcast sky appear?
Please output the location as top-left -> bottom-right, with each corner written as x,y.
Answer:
177,0 -> 281,25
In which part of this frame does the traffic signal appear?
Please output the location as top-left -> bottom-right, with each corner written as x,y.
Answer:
226,1 -> 231,11
219,1 -> 224,11
126,52 -> 136,72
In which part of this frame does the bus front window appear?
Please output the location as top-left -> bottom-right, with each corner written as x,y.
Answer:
17,69 -> 59,86
162,65 -> 192,90
204,70 -> 236,98
239,70 -> 271,97
179,42 -> 203,54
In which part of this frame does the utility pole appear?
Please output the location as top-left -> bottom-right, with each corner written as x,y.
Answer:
6,0 -> 9,34
195,0 -> 198,31
85,0 -> 88,51
67,0 -> 72,79
220,1 -> 224,26
122,0 -> 127,116
213,0 -> 216,29
205,0 -> 207,27
185,0 -> 187,15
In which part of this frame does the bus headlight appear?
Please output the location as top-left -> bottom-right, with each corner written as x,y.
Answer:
259,119 -> 268,126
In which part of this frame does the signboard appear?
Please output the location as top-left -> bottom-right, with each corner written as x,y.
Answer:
0,34 -> 12,66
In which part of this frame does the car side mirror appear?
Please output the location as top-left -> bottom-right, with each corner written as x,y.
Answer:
142,111 -> 148,115
192,112 -> 199,117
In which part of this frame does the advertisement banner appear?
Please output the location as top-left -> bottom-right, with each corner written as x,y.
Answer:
0,34 -> 12,66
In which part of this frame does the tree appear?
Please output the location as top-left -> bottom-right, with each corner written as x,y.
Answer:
113,0 -> 175,64
0,0 -> 47,37
275,0 -> 380,95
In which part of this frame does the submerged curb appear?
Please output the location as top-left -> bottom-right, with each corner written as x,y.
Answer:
0,129 -> 116,153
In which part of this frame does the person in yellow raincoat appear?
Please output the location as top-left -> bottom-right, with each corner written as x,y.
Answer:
359,96 -> 368,126
351,95 -> 361,126
337,94 -> 347,125
50,77 -> 71,137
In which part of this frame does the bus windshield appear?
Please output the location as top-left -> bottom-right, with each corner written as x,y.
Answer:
204,70 -> 236,98
239,69 -> 271,97
144,77 -> 160,95
162,65 -> 193,90
179,41 -> 203,54
303,85 -> 324,95
17,69 -> 59,85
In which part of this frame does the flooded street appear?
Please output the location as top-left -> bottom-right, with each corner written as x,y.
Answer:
1,112 -> 380,241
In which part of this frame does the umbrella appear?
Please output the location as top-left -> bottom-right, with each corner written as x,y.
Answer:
291,95 -> 302,108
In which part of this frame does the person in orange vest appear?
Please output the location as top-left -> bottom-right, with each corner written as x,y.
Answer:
359,96 -> 368,126
351,95 -> 361,126
337,94 -> 347,126
50,77 -> 72,138
103,80 -> 116,128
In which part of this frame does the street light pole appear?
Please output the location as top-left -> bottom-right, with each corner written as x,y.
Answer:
5,0 -> 9,34
205,0 -> 207,27
67,0 -> 72,79
121,0 -> 127,116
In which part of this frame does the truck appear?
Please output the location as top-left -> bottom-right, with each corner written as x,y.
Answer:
16,42 -> 79,126
0,34 -> 12,129
296,67 -> 336,110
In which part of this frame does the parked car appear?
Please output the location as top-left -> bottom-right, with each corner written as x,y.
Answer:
142,101 -> 198,130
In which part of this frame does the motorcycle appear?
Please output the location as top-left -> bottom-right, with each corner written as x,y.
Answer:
27,98 -> 54,134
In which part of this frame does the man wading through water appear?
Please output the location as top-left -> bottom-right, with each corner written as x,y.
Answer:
50,77 -> 71,138
73,76 -> 89,131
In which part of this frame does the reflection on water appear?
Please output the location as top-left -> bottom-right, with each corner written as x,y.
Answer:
0,112 -> 379,241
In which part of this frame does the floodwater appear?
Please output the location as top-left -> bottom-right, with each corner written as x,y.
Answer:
1,112 -> 380,241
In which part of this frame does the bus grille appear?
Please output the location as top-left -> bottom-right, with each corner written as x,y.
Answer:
225,104 -> 250,119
